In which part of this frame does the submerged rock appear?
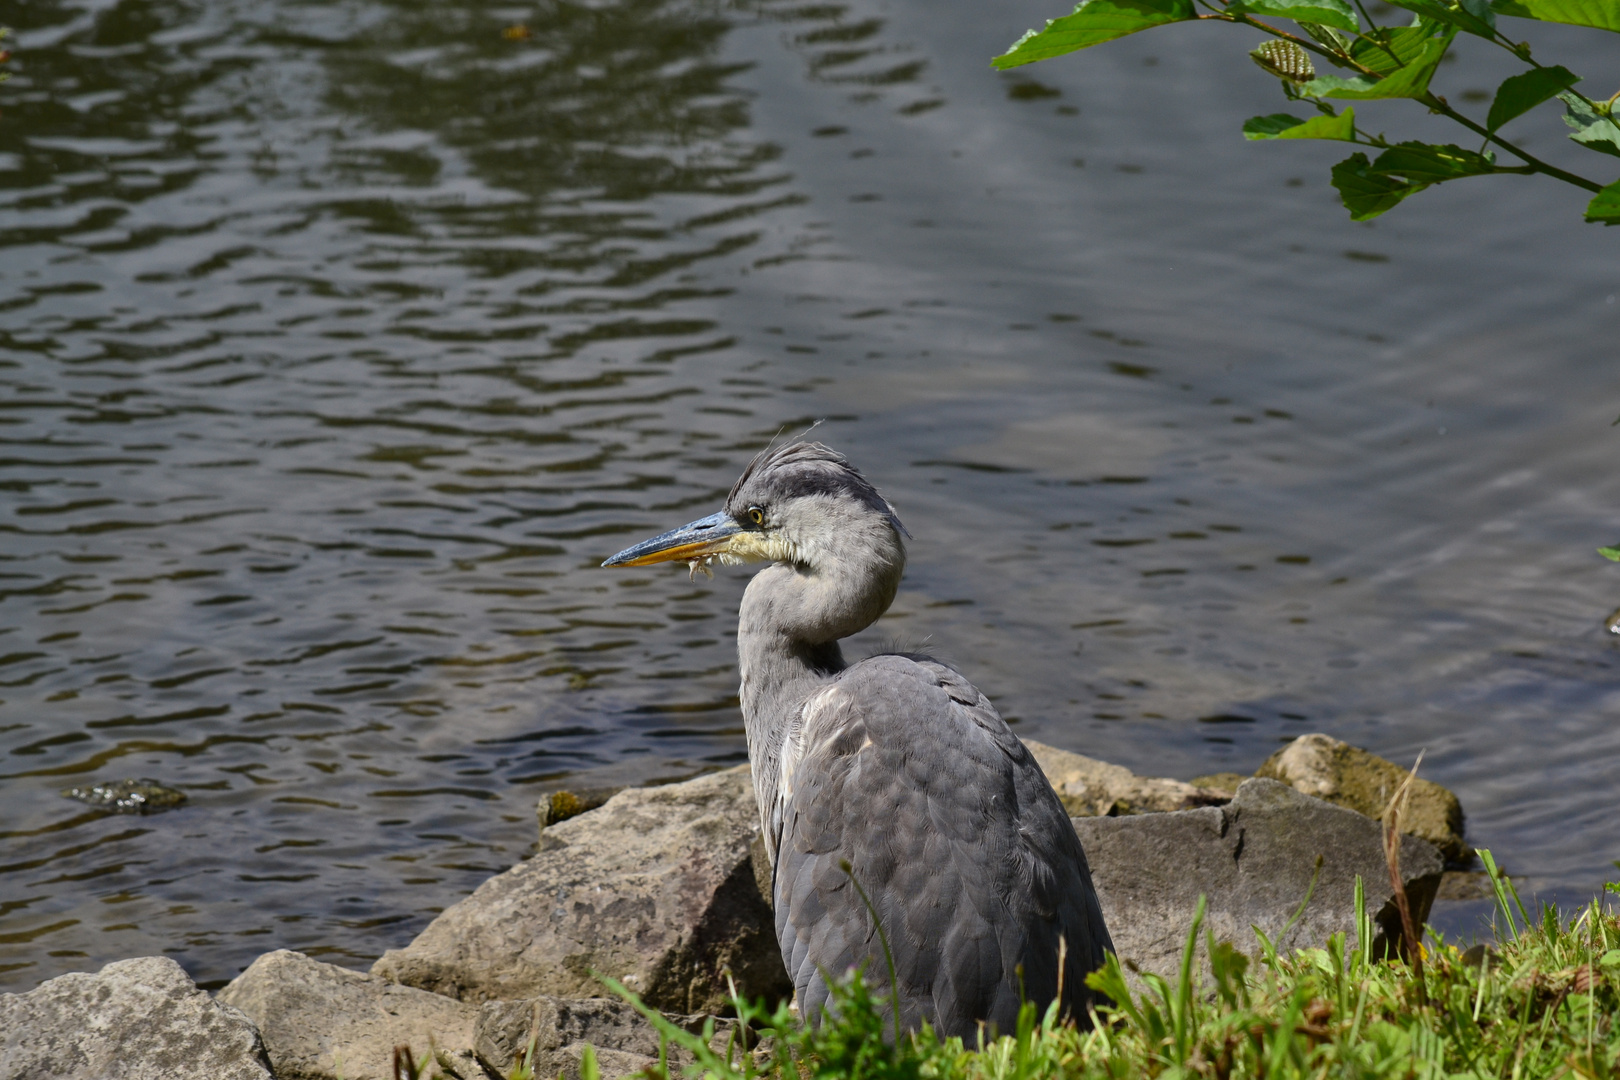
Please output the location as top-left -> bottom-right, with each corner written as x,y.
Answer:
1436,869 -> 1501,901
474,994 -> 738,1079
1023,739 -> 1231,816
61,778 -> 187,814
372,765 -> 790,1014
0,956 -> 271,1080
218,950 -> 481,1080
1256,734 -> 1467,863
1075,778 -> 1444,982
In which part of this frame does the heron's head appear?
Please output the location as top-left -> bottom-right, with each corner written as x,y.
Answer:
602,441 -> 908,577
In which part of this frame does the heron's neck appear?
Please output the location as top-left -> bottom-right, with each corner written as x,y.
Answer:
738,563 -> 851,745
736,547 -> 901,841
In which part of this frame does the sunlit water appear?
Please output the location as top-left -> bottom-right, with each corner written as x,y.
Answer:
2,0 -> 1618,991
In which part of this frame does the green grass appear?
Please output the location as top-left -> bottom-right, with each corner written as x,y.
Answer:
599,852 -> 1620,1080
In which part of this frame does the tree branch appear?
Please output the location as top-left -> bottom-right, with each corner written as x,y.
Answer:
1421,94 -> 1603,192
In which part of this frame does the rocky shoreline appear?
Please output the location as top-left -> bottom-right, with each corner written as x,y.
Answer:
0,734 -> 1461,1080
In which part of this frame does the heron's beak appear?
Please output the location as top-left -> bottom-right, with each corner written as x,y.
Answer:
601,511 -> 743,568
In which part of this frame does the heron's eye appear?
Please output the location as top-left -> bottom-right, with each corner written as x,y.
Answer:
747,507 -> 766,527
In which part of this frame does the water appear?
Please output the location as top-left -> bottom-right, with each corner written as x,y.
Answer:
2,0 -> 1617,991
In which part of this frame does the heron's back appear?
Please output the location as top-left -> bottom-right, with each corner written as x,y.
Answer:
769,653 -> 1112,1039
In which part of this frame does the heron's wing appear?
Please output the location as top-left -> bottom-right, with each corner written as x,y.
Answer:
772,654 -> 1112,1039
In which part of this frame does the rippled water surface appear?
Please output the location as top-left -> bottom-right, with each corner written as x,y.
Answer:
3,0 -> 1619,991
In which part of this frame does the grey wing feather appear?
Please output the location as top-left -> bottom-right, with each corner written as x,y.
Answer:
772,654 -> 1112,1039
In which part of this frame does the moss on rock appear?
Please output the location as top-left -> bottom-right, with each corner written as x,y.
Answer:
1187,772 -> 1247,795
1255,734 -> 1467,864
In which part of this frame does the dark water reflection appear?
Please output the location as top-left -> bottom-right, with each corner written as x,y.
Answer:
2,0 -> 1618,989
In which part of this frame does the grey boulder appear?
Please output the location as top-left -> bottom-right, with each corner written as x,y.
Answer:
1075,778 -> 1444,981
218,949 -> 482,1080
1023,738 -> 1231,817
0,956 -> 272,1080
373,765 -> 790,1014
474,994 -> 739,1079
370,752 -> 1443,1023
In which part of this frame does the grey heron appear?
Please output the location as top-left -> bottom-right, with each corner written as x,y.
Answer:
603,441 -> 1112,1038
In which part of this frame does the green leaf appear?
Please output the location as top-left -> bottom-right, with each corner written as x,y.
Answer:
1348,24 -> 1444,74
1459,0 -> 1501,27
1301,34 -> 1452,98
1587,179 -> 1620,224
1389,0 -> 1497,35
1559,91 -> 1620,158
1302,74 -> 1383,96
993,0 -> 1196,68
1492,0 -> 1620,31
1235,0 -> 1360,31
1487,66 -> 1580,130
1299,20 -> 1355,50
1599,546 -> 1620,561
1246,112 -> 1310,135
1243,108 -> 1357,139
1332,152 -> 1427,219
1327,143 -> 1495,220
1370,141 -> 1497,182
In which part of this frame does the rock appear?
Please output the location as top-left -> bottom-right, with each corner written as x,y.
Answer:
1255,734 -> 1467,862
375,749 -> 1439,1021
474,994 -> 739,1079
1023,738 -> 1232,816
1073,778 -> 1444,982
373,765 -> 790,1014
218,949 -> 482,1080
1187,772 -> 1247,795
0,956 -> 271,1080
60,778 -> 187,813
534,1044 -> 659,1080
1435,870 -> 1498,901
